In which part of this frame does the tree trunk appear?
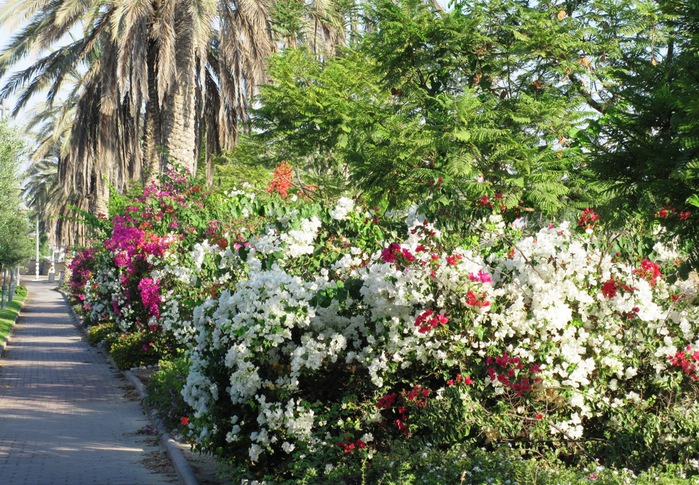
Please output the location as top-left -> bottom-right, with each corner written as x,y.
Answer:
160,1 -> 198,177
143,39 -> 164,186
91,171 -> 110,218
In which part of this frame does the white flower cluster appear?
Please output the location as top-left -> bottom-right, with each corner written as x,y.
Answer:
183,212 -> 499,460
329,197 -> 355,221
483,222 -> 699,432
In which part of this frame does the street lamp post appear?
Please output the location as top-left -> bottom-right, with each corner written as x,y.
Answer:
35,217 -> 40,281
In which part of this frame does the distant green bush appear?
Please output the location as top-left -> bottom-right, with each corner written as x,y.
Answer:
108,332 -> 159,370
87,322 -> 118,345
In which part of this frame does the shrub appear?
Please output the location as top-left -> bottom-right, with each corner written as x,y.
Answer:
145,356 -> 193,433
87,322 -> 118,345
14,285 -> 27,299
71,171 -> 699,481
181,202 -> 699,480
108,332 -> 159,370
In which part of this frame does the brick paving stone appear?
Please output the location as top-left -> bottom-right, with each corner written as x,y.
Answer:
0,281 -> 178,485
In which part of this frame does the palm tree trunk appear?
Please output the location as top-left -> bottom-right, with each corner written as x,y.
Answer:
160,1 -> 198,177
144,39 -> 163,186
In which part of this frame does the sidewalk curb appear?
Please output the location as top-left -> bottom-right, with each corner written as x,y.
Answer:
123,369 -> 200,485
0,289 -> 28,360
59,288 -> 199,485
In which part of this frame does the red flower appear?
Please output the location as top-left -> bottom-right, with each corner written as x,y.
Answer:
633,259 -> 662,286
381,243 -> 401,263
414,309 -> 449,333
446,254 -> 462,266
578,208 -> 599,230
466,290 -> 491,307
655,208 -> 668,218
601,278 -> 618,298
377,392 -> 398,410
180,416 -> 190,426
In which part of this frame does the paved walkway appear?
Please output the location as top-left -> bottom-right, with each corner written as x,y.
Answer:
0,281 -> 178,485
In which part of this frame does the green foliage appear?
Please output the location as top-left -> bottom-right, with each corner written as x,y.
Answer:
587,399 -> 699,472
108,332 -> 159,370
144,356 -> 193,433
212,150 -> 273,194
0,121 -> 32,269
0,285 -> 26,342
241,0 -> 604,224
0,212 -> 34,269
578,0 -> 699,266
86,322 -> 119,346
250,442 -> 699,485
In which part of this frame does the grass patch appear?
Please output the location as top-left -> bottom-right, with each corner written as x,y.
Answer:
0,285 -> 27,344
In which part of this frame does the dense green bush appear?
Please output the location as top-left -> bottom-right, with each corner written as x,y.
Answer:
87,322 -> 118,346
108,332 -> 159,370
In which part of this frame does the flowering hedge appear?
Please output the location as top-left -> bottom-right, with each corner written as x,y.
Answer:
70,170 -> 274,355
70,172 -> 699,481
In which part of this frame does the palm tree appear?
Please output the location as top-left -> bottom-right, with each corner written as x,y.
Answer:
1,0 -> 352,229
21,103 -> 92,248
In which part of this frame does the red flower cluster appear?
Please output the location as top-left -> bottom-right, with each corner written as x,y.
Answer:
466,290 -> 491,307
668,345 -> 699,382
267,161 -> 293,197
578,208 -> 599,230
381,243 -> 416,265
446,374 -> 473,386
633,259 -> 662,287
414,309 -> 449,334
469,270 -> 493,283
376,385 -> 433,438
486,354 -> 541,397
601,278 -> 618,298
376,392 -> 398,410
622,307 -> 641,320
138,277 -> 162,319
376,391 -> 409,437
68,248 -> 96,302
479,195 -> 491,207
601,277 -> 635,299
446,253 -> 462,266
406,385 -> 430,405
337,436 -> 367,454
655,205 -> 691,221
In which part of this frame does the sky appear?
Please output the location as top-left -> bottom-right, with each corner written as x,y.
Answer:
0,19 -> 43,128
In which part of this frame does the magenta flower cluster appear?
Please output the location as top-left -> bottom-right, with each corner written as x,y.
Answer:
137,277 -> 162,319
104,216 -> 171,273
68,248 -> 96,302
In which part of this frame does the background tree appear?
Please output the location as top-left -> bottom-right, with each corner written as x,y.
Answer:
0,120 -> 33,270
578,0 -> 699,265
241,0 -> 609,226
